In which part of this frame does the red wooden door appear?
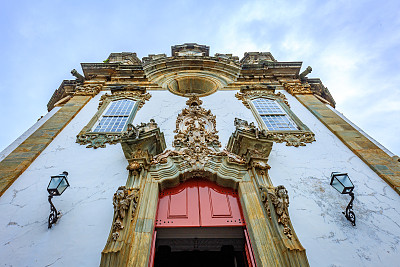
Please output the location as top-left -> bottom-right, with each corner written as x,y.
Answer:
155,179 -> 244,227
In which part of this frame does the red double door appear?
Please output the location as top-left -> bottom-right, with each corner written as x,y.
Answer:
150,179 -> 256,267
156,179 -> 245,227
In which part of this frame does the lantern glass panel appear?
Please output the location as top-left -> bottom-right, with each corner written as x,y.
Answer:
57,178 -> 69,195
330,173 -> 354,194
48,177 -> 62,192
331,177 -> 345,194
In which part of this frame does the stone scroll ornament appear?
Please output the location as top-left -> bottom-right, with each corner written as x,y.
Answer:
111,186 -> 139,241
260,185 -> 293,239
152,96 -> 245,166
234,117 -> 315,147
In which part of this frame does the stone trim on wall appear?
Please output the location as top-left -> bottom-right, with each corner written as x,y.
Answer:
76,90 -> 152,148
296,94 -> 400,195
0,96 -> 91,197
235,84 -> 315,147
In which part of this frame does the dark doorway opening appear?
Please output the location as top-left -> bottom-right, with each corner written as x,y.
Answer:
153,227 -> 249,267
154,244 -> 248,267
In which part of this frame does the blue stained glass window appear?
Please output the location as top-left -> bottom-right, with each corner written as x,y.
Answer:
92,99 -> 136,132
252,98 -> 298,131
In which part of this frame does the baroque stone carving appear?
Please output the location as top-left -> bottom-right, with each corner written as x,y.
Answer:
235,85 -> 290,108
283,82 -> 312,95
76,133 -> 120,149
74,84 -> 102,96
152,96 -> 244,166
111,186 -> 139,241
76,120 -> 158,149
260,185 -> 293,239
263,131 -> 315,147
233,118 -> 315,147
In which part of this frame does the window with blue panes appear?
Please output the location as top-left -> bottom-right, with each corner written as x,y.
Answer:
252,98 -> 298,131
92,99 -> 136,132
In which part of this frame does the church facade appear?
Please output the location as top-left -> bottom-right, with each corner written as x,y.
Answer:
0,44 -> 400,266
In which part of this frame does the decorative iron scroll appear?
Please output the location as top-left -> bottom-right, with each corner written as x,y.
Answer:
111,186 -> 139,241
260,185 -> 293,239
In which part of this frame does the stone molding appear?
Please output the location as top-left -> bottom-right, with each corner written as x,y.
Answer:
235,84 -> 290,108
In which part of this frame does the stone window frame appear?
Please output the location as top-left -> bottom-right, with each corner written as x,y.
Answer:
248,96 -> 310,133
76,90 -> 151,148
90,98 -> 138,133
235,86 -> 315,147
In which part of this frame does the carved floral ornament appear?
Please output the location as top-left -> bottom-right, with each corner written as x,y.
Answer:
152,96 -> 245,166
234,118 -> 315,147
260,185 -> 293,239
111,186 -> 139,241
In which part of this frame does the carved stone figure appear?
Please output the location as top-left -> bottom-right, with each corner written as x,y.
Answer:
260,185 -> 293,239
111,186 -> 139,241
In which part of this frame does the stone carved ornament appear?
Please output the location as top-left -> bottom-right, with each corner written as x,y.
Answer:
152,96 -> 245,166
234,118 -> 315,147
98,90 -> 151,110
74,84 -> 102,96
283,82 -> 312,95
260,185 -> 293,239
111,186 -> 139,241
235,85 -> 290,108
77,120 -> 157,149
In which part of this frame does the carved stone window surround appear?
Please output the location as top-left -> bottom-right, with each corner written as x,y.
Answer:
76,90 -> 151,148
235,85 -> 315,147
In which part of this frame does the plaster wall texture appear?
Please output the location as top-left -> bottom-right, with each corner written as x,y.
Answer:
268,91 -> 400,267
0,107 -> 61,161
0,90 -> 399,266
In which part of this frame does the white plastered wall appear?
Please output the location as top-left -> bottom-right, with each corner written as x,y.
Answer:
0,90 -> 399,267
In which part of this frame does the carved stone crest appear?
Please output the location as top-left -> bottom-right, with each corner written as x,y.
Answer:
152,96 -> 244,166
260,185 -> 293,239
111,186 -> 139,241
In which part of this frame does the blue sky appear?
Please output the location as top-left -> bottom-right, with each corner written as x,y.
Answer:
1,0 -> 399,156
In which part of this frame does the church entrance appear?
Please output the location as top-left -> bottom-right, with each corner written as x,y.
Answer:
150,179 -> 256,267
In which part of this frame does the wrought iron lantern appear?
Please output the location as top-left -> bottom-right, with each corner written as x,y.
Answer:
330,172 -> 356,226
47,171 -> 70,228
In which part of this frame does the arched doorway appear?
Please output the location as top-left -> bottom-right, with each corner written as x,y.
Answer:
150,179 -> 256,267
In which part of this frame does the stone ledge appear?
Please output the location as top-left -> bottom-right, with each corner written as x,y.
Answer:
0,96 -> 91,197
297,94 -> 400,195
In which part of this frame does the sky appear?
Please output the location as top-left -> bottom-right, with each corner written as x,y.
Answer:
0,0 -> 399,156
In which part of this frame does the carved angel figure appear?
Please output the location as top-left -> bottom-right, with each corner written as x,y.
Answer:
268,185 -> 293,239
